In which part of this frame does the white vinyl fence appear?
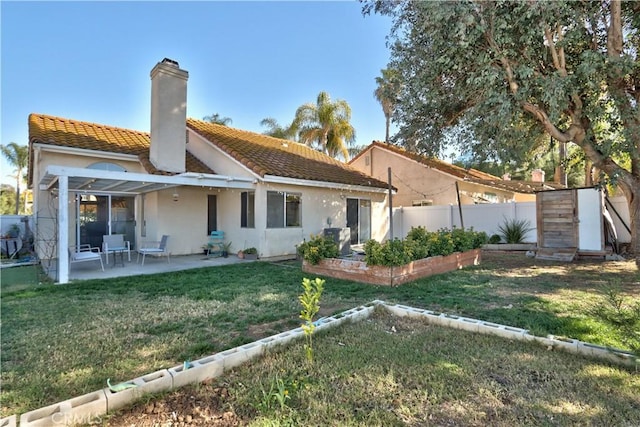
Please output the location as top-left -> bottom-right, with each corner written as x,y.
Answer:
391,196 -> 631,244
0,215 -> 33,238
607,196 -> 632,243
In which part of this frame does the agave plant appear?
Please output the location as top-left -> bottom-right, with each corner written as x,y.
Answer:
497,218 -> 534,244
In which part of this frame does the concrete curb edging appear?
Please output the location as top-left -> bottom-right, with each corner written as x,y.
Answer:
103,369 -> 173,413
0,415 -> 17,427
8,300 -> 637,426
18,390 -> 107,427
380,301 -> 637,368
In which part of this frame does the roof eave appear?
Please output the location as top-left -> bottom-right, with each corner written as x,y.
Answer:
262,175 -> 392,194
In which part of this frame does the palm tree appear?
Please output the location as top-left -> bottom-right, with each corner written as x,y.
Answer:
293,92 -> 355,161
260,117 -> 298,140
1,142 -> 28,214
203,113 -> 233,126
347,145 -> 369,161
374,68 -> 401,144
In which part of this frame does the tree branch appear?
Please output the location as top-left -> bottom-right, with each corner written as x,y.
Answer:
607,0 -> 623,58
521,102 -> 580,143
544,27 -> 566,77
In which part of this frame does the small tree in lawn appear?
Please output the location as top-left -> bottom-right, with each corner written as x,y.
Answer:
299,277 -> 324,364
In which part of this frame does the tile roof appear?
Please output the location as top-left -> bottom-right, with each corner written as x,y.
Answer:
186,119 -> 389,189
28,113 -> 214,184
353,141 -> 561,194
353,141 -> 502,180
464,178 -> 563,194
28,113 -> 389,190
29,113 -> 150,155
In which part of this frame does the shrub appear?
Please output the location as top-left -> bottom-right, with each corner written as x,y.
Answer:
488,234 -> 502,244
451,227 -> 475,252
364,238 -> 413,266
498,217 -> 534,243
297,235 -> 339,265
470,229 -> 489,248
405,226 -> 430,259
365,227 -> 486,266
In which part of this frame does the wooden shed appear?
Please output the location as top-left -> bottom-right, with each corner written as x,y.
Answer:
535,187 -> 608,261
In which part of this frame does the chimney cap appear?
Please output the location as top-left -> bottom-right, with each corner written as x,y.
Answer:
161,58 -> 179,67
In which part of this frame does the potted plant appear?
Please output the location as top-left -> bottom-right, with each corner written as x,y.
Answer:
239,247 -> 258,260
221,242 -> 233,258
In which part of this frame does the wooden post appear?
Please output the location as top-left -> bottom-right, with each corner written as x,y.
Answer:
455,182 -> 464,229
388,167 -> 394,241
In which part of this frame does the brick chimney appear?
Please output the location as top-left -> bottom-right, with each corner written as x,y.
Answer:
150,58 -> 188,173
531,168 -> 545,183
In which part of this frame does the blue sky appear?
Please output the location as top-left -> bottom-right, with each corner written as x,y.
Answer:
0,0 -> 393,185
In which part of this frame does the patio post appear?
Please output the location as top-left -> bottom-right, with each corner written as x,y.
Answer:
58,175 -> 69,284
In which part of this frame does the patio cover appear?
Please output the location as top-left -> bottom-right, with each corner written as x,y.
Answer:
40,165 -> 255,283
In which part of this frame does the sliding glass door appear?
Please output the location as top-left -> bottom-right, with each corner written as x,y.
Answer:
346,198 -> 371,245
77,194 -> 136,249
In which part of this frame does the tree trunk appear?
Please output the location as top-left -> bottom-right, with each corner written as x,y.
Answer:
14,177 -> 20,215
584,159 -> 593,187
385,116 -> 390,144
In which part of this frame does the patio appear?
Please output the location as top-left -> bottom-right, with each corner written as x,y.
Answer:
53,253 -> 256,282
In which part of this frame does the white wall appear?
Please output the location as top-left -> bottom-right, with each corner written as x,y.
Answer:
392,196 -> 631,244
248,183 -> 388,258
577,188 -> 603,251
607,196 -> 632,243
393,202 -> 537,242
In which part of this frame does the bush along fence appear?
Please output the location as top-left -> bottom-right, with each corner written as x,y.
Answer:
301,227 -> 487,286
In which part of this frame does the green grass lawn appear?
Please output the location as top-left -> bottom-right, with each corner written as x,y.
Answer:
1,252 -> 638,419
186,309 -> 638,426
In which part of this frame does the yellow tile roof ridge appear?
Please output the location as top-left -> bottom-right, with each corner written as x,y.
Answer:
29,113 -> 150,139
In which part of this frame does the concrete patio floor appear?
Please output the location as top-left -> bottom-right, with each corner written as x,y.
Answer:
61,253 -> 255,282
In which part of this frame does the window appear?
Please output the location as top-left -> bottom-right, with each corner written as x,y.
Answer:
241,191 -> 255,228
483,192 -> 498,203
412,199 -> 433,206
87,162 -> 126,172
207,195 -> 217,234
267,191 -> 301,228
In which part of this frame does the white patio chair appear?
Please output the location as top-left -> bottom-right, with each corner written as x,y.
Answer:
102,234 -> 131,265
69,244 -> 104,271
137,235 -> 170,266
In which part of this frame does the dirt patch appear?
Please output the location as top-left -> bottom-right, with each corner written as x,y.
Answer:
104,383 -> 242,427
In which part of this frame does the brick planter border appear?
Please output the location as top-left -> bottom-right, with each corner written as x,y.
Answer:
302,248 -> 482,286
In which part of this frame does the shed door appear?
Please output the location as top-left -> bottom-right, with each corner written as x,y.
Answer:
536,190 -> 578,248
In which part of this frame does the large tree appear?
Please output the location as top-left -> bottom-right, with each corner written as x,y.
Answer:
1,142 -> 29,215
293,91 -> 356,161
374,67 -> 401,144
365,0 -> 640,264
